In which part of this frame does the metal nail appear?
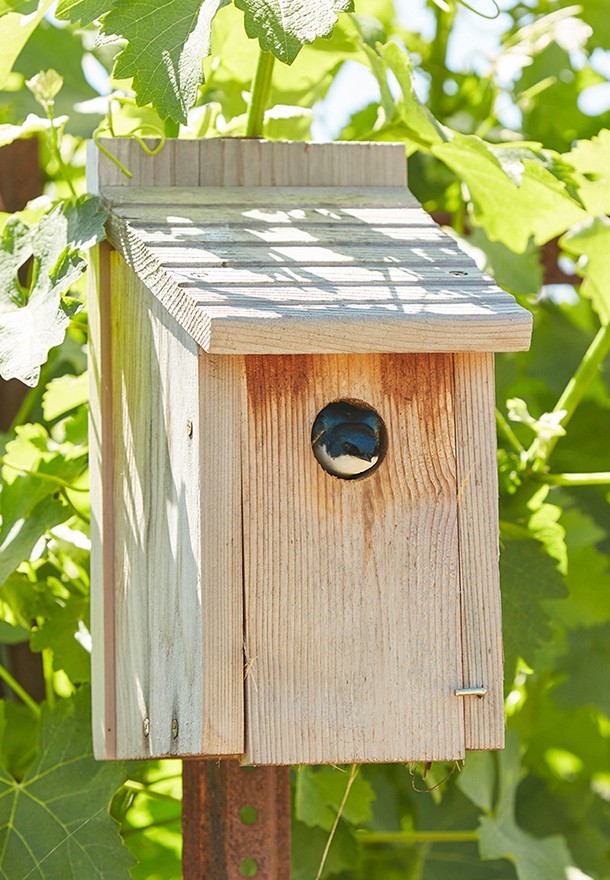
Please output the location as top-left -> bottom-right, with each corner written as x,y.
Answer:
172,718 -> 179,738
143,717 -> 150,737
454,686 -> 487,698
186,419 -> 193,438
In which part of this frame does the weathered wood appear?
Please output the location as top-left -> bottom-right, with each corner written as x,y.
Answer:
88,139 -> 532,356
90,251 -> 243,759
242,353 -> 465,765
182,760 -> 291,880
88,138 -> 407,189
89,241 -> 116,758
453,353 -> 504,750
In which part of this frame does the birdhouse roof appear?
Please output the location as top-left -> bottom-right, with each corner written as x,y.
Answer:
90,139 -> 532,354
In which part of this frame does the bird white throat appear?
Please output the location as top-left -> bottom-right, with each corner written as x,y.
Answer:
315,443 -> 379,477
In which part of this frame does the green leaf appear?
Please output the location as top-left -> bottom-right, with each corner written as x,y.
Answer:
561,218 -> 610,326
0,196 -> 106,386
457,750 -> 495,813
0,423 -> 87,584
0,620 -> 28,644
0,0 -> 37,13
54,0 -> 110,22
101,0 -> 228,123
30,597 -> 91,683
554,623 -> 610,717
235,0 -> 353,64
42,371 -> 89,421
566,129 -> 610,216
478,734 -> 587,880
500,531 -> 567,682
432,135 -> 587,252
464,226 -> 543,297
0,687 -> 134,880
295,766 -> 375,831
0,0 -> 54,89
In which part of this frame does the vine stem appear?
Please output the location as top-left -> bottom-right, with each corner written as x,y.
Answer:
245,49 -> 275,138
528,322 -> 610,466
359,829 -> 480,844
541,472 -> 610,486
121,780 -> 181,804
0,663 -> 40,716
315,764 -> 358,880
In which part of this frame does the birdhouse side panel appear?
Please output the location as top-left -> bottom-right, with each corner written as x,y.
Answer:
242,353 -> 465,765
90,251 -> 243,759
454,352 -> 504,750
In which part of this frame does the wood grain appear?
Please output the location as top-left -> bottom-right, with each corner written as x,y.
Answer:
93,252 -> 243,759
88,241 -> 116,759
453,353 -> 505,750
242,353 -> 465,765
88,138 -> 408,190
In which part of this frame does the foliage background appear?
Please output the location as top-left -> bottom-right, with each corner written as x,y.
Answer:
0,0 -> 609,877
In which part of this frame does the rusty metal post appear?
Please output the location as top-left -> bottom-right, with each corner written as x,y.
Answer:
182,759 -> 291,880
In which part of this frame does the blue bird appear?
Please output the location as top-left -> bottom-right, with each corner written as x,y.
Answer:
311,401 -> 384,479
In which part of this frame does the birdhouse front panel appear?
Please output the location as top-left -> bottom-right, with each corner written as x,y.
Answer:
88,139 -> 531,765
243,352 -> 463,765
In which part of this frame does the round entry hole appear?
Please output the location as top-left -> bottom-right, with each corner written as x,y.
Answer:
311,399 -> 387,480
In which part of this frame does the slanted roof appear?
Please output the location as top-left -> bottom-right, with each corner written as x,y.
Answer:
90,139 -> 532,354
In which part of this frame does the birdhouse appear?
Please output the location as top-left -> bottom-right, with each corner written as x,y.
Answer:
88,138 -> 531,766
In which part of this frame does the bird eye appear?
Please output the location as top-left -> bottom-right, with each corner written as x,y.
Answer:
342,441 -> 360,456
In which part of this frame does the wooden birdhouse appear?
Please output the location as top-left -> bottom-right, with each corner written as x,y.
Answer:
88,138 -> 531,766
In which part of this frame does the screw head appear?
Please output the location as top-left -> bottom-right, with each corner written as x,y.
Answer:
186,419 -> 193,438
171,718 -> 179,739
143,718 -> 150,737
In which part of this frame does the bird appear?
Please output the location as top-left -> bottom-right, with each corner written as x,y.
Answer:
311,401 -> 384,479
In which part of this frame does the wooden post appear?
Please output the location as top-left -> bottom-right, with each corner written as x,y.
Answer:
182,760 -> 291,879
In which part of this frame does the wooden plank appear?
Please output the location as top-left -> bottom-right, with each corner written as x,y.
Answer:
108,253 -> 242,758
172,264 -> 492,286
203,310 -> 534,356
102,185 -> 412,209
111,204 -> 431,226
198,354 -> 245,754
242,353 -> 465,765
89,241 -> 116,759
453,353 -> 504,750
135,224 -> 449,245
89,139 -> 407,190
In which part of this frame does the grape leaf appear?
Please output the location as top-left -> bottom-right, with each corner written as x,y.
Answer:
566,129 -> 610,216
0,687 -> 133,880
0,424 -> 87,584
235,0 -> 353,64
500,531 -> 567,682
295,766 -> 375,831
42,372 -> 89,421
30,597 -> 91,684
101,0 -> 228,123
561,218 -> 610,325
0,0 -> 37,13
55,0 -> 111,22
554,623 -> 610,717
0,196 -> 106,386
432,134 -> 587,253
0,0 -> 54,88
478,734 -> 588,880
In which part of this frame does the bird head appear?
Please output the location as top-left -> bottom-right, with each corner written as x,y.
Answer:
311,401 -> 384,479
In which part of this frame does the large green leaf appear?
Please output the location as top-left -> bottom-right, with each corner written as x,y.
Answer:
0,196 -> 106,386
101,0 -> 228,123
478,735 -> 589,880
566,129 -> 610,216
433,135 -> 587,253
0,688 -> 133,880
234,0 -> 353,64
55,0 -> 110,22
500,531 -> 567,682
554,623 -> 610,717
561,218 -> 610,325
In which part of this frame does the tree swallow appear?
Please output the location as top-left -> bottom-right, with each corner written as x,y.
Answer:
311,401 -> 384,479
